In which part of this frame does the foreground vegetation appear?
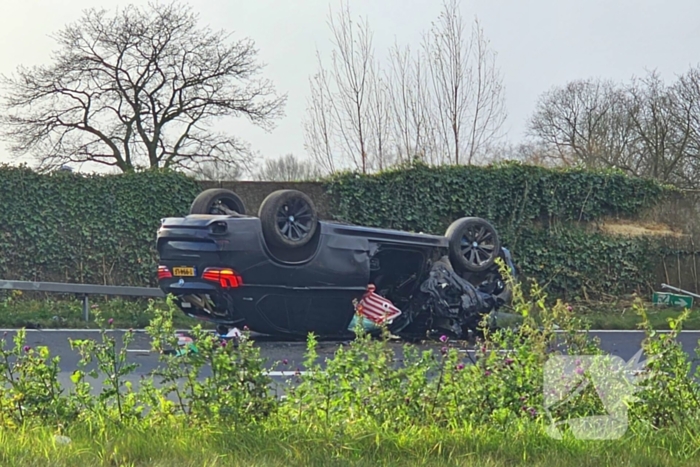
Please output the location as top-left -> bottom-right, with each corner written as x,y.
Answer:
2,422 -> 699,467
0,268 -> 699,465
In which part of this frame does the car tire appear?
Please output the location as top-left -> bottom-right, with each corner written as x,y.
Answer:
445,217 -> 501,273
189,189 -> 246,215
258,189 -> 319,249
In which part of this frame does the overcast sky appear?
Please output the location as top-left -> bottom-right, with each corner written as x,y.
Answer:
2,0 -> 700,173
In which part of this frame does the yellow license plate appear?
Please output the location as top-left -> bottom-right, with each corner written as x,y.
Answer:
173,267 -> 196,277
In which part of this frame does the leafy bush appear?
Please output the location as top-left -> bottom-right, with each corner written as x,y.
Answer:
0,161 -> 682,300
515,228 -> 661,299
0,267 -> 698,465
325,161 -> 674,298
325,161 -> 670,233
0,266 -> 698,454
0,165 -> 200,286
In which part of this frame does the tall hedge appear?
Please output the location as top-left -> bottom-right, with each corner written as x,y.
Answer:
0,165 -> 200,286
0,161 -> 680,300
325,161 -> 675,299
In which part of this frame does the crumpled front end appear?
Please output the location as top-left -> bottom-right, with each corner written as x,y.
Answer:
349,253 -> 513,339
418,260 -> 500,338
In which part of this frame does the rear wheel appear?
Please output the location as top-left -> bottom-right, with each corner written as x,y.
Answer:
189,189 -> 246,215
258,189 -> 318,249
445,217 -> 501,273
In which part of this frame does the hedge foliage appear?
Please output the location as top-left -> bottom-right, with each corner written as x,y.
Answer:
0,161 -> 681,299
0,165 -> 200,286
325,161 -> 675,299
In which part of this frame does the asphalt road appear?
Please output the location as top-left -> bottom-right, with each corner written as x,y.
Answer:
2,329 -> 700,393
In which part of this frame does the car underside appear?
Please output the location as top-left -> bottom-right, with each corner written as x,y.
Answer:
156,188 -> 517,341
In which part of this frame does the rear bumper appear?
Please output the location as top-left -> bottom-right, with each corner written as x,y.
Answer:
160,280 -> 218,294
159,275 -> 367,336
159,278 -> 367,296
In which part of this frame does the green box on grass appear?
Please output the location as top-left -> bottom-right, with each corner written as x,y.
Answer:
652,292 -> 694,308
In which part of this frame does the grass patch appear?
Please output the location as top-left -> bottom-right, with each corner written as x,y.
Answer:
0,293 -> 697,331
572,300 -> 700,330
0,422 -> 698,466
494,300 -> 700,331
0,293 -> 205,329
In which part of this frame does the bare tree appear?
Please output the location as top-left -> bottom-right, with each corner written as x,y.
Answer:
423,1 -> 507,165
254,153 -> 322,181
187,160 -> 244,181
303,1 -> 401,174
304,0 -> 506,172
624,71 -> 692,184
366,61 -> 393,171
327,1 -> 374,173
387,43 -> 413,164
303,53 -> 337,175
387,43 -> 436,164
527,78 -> 635,169
527,71 -> 700,188
374,3 -> 500,167
0,1 -> 286,173
302,2 -> 375,174
668,66 -> 700,187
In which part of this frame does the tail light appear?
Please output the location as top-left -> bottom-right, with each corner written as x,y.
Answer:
202,267 -> 243,289
158,265 -> 172,280
210,221 -> 227,235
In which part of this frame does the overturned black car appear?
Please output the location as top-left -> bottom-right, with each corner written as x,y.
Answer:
156,188 -> 517,340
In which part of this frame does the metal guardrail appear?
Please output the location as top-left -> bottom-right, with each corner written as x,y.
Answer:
0,280 -> 165,321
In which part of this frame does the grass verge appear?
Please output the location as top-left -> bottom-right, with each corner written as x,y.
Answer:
494,302 -> 700,331
0,294 -> 698,331
572,299 -> 700,330
1,422 -> 699,467
0,293 -> 205,329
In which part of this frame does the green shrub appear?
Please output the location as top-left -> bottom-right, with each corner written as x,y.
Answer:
0,165 -> 200,286
325,161 -> 669,233
324,161 -> 675,298
515,228 -> 661,299
0,270 -> 699,464
0,266 -> 700,436
0,161 -> 683,300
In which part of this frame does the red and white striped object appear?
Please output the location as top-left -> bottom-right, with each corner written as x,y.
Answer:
355,284 -> 402,324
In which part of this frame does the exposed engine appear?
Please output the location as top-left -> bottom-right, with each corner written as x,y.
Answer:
418,259 -> 501,338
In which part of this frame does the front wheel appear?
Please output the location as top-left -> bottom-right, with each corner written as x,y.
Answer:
445,217 -> 501,273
